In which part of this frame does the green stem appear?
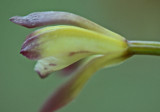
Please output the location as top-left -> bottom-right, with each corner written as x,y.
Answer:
127,40 -> 160,56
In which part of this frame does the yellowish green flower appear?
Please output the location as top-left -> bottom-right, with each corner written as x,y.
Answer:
10,11 -> 160,112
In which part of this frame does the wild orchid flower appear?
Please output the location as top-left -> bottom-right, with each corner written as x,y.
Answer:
10,11 -> 160,112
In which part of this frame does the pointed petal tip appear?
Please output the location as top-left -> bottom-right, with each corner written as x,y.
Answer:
9,16 -> 25,26
20,49 -> 40,60
9,16 -> 20,23
35,70 -> 49,79
9,15 -> 36,28
9,16 -> 16,22
20,35 -> 41,60
39,81 -> 75,112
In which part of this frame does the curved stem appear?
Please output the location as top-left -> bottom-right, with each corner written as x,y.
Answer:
128,40 -> 160,56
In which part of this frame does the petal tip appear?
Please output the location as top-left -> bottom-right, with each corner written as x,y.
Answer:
35,70 -> 49,79
20,36 -> 41,60
9,16 -> 26,27
9,16 -> 16,22
20,49 -> 40,60
9,16 -> 20,23
9,15 -> 36,28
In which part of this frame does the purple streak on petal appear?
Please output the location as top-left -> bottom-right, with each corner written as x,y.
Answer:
69,50 -> 90,56
49,63 -> 56,66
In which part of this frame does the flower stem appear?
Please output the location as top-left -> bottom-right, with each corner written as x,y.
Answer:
127,40 -> 160,56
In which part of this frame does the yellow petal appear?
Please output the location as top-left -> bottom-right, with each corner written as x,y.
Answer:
20,25 -> 128,77
39,51 -> 130,112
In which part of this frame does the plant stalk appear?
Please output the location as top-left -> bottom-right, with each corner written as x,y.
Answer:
127,40 -> 160,56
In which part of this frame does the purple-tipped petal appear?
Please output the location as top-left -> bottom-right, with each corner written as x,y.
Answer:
36,70 -> 50,79
10,15 -> 38,28
20,35 -> 41,60
39,80 -> 75,112
20,50 -> 40,60
10,11 -> 124,40
9,11 -> 103,29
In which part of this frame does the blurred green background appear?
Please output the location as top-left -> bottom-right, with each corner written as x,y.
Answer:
0,0 -> 160,112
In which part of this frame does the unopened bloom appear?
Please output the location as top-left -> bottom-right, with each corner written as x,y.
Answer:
10,11 -> 131,112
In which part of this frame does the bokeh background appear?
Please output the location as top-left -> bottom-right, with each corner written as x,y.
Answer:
0,0 -> 160,112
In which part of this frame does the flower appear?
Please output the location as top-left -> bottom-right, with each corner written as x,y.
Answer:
10,11 -> 131,112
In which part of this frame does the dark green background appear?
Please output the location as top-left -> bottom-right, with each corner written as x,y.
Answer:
1,0 -> 160,112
